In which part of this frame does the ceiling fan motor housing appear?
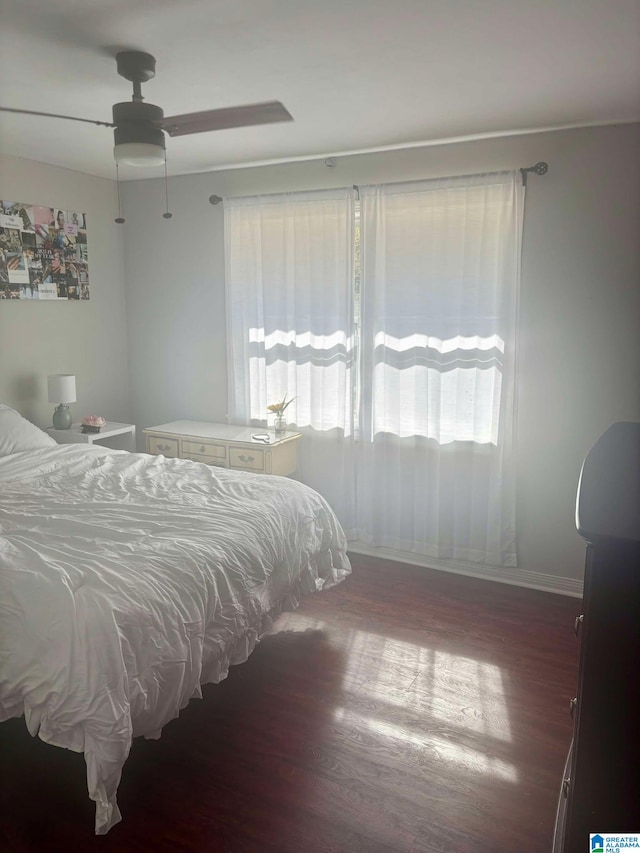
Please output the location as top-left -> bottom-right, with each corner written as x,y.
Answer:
112,101 -> 165,149
116,51 -> 156,83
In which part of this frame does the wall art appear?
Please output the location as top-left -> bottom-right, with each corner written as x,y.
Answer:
0,200 -> 89,300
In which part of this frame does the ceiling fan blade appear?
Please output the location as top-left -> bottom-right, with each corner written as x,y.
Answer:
0,106 -> 114,128
161,101 -> 293,137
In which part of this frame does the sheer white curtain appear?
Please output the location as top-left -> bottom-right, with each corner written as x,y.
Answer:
225,174 -> 524,567
224,188 -> 358,532
356,172 -> 524,566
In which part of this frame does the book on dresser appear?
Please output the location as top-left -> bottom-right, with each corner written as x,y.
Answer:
143,421 -> 301,476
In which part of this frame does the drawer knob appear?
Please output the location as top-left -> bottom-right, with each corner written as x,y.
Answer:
200,445 -> 206,453
574,614 -> 583,637
569,697 -> 577,719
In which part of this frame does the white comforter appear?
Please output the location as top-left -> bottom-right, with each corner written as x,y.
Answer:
0,445 -> 350,834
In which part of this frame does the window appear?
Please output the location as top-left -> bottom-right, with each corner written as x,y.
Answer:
225,187 -> 356,434
226,172 -> 521,447
359,176 -> 519,445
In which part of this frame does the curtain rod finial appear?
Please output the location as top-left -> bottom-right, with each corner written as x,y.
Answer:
520,161 -> 549,186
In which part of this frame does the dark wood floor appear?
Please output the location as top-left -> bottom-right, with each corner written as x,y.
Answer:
0,554 -> 580,853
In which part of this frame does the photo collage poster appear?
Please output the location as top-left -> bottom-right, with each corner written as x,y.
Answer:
0,200 -> 89,300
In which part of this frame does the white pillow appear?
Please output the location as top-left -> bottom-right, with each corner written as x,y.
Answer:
0,404 -> 57,457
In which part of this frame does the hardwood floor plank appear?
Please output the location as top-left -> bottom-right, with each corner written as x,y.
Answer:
0,554 -> 579,852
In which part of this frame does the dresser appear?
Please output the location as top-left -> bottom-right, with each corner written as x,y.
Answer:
143,421 -> 301,476
553,423 -> 640,852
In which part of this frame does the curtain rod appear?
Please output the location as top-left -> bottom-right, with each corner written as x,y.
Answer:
208,161 -> 549,205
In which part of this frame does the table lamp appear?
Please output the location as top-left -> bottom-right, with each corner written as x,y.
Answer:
48,374 -> 76,429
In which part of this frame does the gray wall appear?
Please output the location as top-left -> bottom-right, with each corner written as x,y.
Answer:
0,155 -> 131,427
3,127 -> 637,588
111,124 -> 640,585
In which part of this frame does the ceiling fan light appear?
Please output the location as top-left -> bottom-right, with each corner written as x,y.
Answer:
114,142 -> 165,167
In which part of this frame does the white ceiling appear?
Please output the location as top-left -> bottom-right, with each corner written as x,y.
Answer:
1,0 -> 639,181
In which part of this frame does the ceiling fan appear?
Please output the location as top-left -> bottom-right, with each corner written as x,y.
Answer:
0,50 -> 294,168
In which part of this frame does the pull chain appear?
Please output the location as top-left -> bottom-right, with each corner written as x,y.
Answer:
163,154 -> 173,219
114,162 -> 125,224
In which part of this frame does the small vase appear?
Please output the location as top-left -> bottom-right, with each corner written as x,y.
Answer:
274,413 -> 286,434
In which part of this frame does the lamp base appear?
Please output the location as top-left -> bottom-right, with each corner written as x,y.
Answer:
52,404 -> 72,430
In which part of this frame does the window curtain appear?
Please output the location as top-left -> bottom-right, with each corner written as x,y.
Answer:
224,188 -> 358,533
356,172 -> 524,566
225,173 -> 524,568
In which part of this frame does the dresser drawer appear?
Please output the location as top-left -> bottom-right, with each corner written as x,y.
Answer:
186,452 -> 228,468
181,439 -> 227,462
229,446 -> 265,471
147,435 -> 179,457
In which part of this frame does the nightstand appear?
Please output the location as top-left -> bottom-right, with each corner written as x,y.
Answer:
47,421 -> 136,452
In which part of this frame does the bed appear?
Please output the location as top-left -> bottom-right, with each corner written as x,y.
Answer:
0,404 -> 351,834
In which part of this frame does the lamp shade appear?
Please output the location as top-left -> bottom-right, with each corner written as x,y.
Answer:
48,374 -> 76,404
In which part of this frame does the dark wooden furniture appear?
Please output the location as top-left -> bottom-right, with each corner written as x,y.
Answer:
554,422 -> 640,852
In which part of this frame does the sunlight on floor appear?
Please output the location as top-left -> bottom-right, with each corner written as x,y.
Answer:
327,622 -> 513,742
334,707 -> 518,783
357,646 -> 513,742
274,611 -> 516,781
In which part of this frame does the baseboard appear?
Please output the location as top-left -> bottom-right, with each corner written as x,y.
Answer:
348,544 -> 584,598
